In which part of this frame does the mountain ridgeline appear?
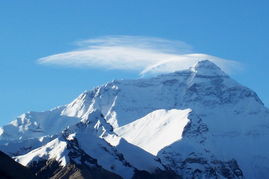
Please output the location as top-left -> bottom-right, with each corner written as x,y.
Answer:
1,60 -> 269,179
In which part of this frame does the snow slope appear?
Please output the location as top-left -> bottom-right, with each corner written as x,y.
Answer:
115,109 -> 191,155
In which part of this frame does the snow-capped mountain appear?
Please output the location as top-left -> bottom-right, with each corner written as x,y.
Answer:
1,60 -> 269,178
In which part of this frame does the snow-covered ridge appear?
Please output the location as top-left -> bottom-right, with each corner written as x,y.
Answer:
15,111 -> 164,179
0,106 -> 80,141
16,137 -> 69,167
115,109 -> 191,155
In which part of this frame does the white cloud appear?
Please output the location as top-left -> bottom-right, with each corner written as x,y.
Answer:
141,53 -> 240,75
38,35 -> 239,75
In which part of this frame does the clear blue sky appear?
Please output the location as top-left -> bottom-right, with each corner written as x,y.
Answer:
1,0 -> 269,126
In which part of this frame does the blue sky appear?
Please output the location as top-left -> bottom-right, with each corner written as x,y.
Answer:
0,0 -> 269,126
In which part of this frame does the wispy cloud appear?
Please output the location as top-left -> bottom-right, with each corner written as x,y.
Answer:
38,35 -> 239,75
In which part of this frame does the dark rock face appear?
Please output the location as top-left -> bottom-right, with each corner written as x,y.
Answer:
28,158 -> 183,179
132,169 -> 182,179
53,164 -> 122,179
179,158 -> 243,179
0,151 -> 37,179
29,159 -> 122,179
158,152 -> 244,179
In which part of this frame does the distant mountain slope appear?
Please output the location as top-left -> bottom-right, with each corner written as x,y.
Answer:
0,107 -> 79,141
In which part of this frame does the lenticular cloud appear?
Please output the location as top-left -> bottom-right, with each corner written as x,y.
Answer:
38,35 -> 239,75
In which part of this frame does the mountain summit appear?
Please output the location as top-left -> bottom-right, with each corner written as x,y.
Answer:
191,60 -> 228,76
1,60 -> 269,179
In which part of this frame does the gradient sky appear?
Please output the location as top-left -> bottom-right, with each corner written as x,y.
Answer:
1,0 -> 269,126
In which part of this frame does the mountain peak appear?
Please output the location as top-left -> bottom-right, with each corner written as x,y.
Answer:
191,60 -> 228,77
